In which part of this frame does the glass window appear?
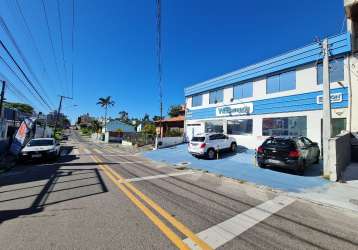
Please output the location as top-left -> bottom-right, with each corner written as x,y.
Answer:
192,94 -> 202,107
262,116 -> 307,136
227,119 -> 253,135
209,89 -> 223,104
233,82 -> 253,100
317,58 -> 344,85
29,139 -> 54,146
266,70 -> 296,94
332,118 -> 346,137
191,136 -> 205,142
205,121 -> 223,133
279,71 -> 296,91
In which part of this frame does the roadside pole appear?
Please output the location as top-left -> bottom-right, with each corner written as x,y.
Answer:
322,39 -> 332,176
0,80 -> 5,119
54,95 -> 72,136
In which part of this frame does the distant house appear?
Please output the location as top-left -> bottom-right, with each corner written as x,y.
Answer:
136,123 -> 143,132
154,106 -> 185,136
103,120 -> 136,133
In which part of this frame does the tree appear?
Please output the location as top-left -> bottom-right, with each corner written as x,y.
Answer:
91,119 -> 101,133
168,105 -> 182,118
96,96 -> 115,133
4,102 -> 34,114
143,123 -> 156,135
152,115 -> 161,121
142,113 -> 150,122
118,111 -> 129,122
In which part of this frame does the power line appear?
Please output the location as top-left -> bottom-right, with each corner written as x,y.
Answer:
71,0 -> 75,98
13,0 -> 55,100
40,0 -> 67,97
0,16 -> 55,108
0,55 -> 43,109
2,76 -> 36,107
0,40 -> 52,110
56,0 -> 70,96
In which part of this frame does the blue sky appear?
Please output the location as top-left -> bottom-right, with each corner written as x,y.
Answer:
0,0 -> 345,122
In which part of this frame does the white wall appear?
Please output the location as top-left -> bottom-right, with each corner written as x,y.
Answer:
155,137 -> 184,149
185,108 -> 348,149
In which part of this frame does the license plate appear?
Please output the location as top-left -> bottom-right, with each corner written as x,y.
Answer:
268,159 -> 281,164
32,154 -> 42,158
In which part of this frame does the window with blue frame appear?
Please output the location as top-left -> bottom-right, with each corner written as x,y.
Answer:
266,70 -> 296,94
317,58 -> 344,85
209,89 -> 223,104
191,94 -> 202,107
233,82 -> 253,100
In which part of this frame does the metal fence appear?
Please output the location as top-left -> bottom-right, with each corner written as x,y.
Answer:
121,132 -> 156,146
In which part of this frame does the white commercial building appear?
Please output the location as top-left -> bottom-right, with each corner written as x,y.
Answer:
184,32 -> 355,150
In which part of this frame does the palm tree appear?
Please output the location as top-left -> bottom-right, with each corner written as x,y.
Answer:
97,96 -> 115,133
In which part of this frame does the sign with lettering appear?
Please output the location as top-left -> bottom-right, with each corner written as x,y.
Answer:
316,93 -> 343,104
216,103 -> 253,117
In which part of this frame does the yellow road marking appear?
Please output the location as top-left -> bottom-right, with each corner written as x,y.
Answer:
93,155 -> 213,250
91,155 -> 190,250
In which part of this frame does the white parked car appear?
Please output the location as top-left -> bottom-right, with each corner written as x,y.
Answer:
20,138 -> 61,161
188,133 -> 237,159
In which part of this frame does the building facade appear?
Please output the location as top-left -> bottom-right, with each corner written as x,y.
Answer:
184,33 -> 355,149
104,119 -> 136,133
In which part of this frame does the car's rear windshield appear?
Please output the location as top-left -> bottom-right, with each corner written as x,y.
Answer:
29,139 -> 54,146
264,138 -> 295,147
192,136 -> 205,142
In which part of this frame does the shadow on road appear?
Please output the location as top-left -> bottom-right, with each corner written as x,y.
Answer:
0,146 -> 109,224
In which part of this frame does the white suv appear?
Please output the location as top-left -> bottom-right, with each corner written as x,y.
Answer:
188,133 -> 237,159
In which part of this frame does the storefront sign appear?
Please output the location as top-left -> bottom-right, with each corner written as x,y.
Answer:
316,93 -> 343,104
216,103 -> 253,117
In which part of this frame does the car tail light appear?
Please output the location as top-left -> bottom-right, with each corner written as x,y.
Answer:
257,146 -> 264,154
288,149 -> 300,158
200,143 -> 206,149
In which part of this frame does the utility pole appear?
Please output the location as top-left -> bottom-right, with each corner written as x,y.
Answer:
54,95 -> 72,134
156,0 -> 163,140
322,39 -> 332,176
0,80 -> 5,119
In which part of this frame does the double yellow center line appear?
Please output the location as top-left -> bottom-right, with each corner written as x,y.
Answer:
90,154 -> 212,250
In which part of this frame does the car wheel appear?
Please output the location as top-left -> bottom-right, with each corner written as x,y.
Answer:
230,142 -> 237,153
258,162 -> 266,168
207,148 -> 216,160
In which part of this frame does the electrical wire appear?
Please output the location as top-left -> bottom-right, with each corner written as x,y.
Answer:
71,0 -> 75,99
13,0 -> 55,102
40,0 -> 67,96
56,0 -> 70,96
0,16 -> 55,108
0,41 -> 52,110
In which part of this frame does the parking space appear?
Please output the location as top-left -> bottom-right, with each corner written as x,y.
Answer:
142,144 -> 329,193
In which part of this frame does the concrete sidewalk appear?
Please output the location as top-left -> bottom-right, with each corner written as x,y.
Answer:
291,163 -> 358,213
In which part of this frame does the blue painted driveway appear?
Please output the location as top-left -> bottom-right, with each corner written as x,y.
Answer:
142,144 -> 329,193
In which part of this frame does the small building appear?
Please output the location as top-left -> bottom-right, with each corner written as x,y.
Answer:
155,115 -> 185,136
104,120 -> 136,133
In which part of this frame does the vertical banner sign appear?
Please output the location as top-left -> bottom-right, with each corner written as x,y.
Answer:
10,118 -> 35,155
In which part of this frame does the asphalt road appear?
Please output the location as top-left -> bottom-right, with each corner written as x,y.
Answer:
1,131 -> 358,249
